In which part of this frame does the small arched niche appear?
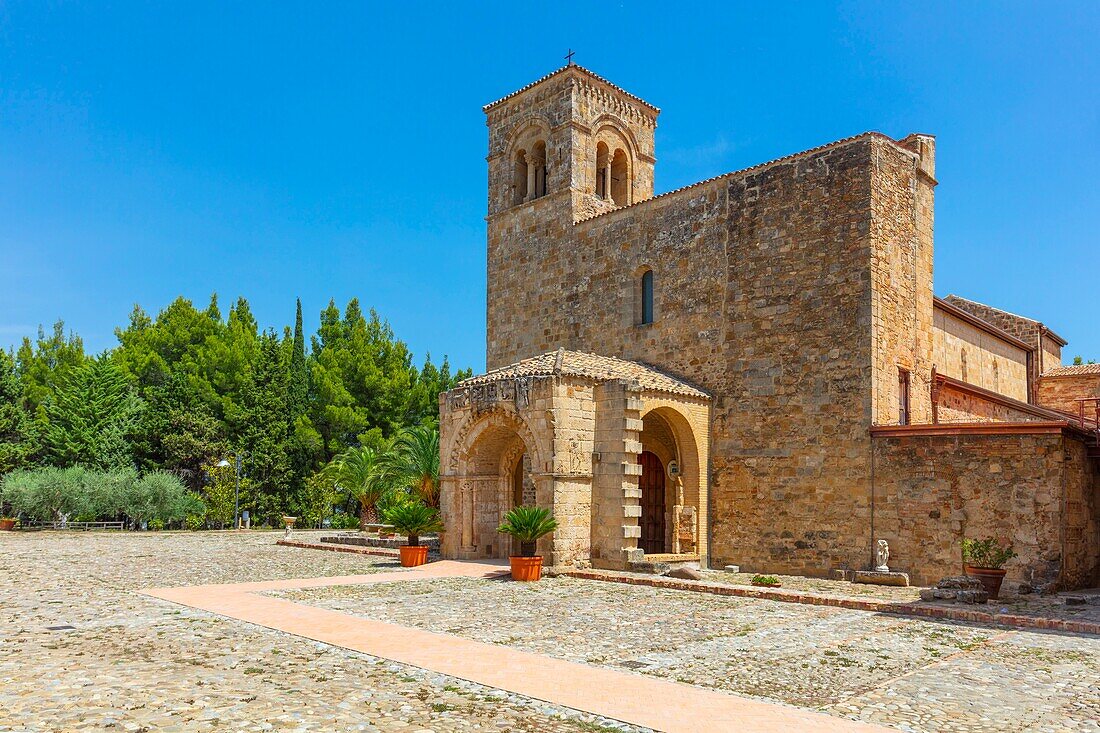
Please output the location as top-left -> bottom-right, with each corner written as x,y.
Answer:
611,148 -> 630,206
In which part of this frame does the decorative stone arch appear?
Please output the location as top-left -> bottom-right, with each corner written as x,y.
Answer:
503,113 -> 553,153
505,116 -> 552,205
446,405 -> 548,477
441,406 -> 551,560
639,399 -> 706,557
592,114 -> 643,161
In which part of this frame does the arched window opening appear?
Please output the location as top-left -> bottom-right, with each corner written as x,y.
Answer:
595,142 -> 610,199
531,141 -> 547,199
611,148 -> 629,206
513,149 -> 528,206
640,269 -> 654,325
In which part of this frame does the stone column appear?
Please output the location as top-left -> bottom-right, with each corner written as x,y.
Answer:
525,153 -> 541,202
603,158 -> 613,201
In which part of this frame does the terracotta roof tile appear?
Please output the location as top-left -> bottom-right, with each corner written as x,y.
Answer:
574,131 -> 910,225
483,64 -> 660,114
1042,364 -> 1100,377
459,349 -> 709,399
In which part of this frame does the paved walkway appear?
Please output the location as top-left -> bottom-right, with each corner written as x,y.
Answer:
142,560 -> 889,733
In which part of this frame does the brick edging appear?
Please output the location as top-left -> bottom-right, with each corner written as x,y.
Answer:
562,570 -> 1100,636
276,539 -> 399,559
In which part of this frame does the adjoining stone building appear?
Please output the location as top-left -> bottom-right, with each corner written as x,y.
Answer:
438,64 -> 1100,589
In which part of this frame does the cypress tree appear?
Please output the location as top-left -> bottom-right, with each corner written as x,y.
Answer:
288,298 -> 308,421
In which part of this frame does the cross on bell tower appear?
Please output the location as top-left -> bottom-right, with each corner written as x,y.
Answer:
564,49 -> 576,66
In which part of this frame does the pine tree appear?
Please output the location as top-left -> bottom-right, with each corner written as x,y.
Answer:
0,350 -> 34,473
43,357 -> 143,470
236,330 -> 293,521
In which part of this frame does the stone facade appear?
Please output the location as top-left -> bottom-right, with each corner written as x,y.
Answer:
1038,367 -> 1100,417
438,350 -> 709,569
871,425 -> 1099,588
440,64 -> 1100,588
933,299 -> 1030,402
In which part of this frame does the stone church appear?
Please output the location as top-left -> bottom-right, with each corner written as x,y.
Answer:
438,63 -> 1100,589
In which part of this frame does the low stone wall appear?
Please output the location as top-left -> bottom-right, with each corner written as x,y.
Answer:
321,534 -> 442,552
936,382 -> 1049,424
871,426 -> 1099,589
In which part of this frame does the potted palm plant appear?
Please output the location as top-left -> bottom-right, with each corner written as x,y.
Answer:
962,537 -> 1017,600
497,506 -> 558,581
383,501 -> 442,567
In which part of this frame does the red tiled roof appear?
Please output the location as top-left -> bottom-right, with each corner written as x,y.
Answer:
1042,364 -> 1100,377
574,131 -> 917,224
483,64 -> 660,114
459,349 -> 709,399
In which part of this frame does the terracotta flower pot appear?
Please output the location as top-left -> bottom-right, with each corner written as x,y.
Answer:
965,565 -> 1007,600
751,581 -> 781,588
509,556 -> 544,581
399,545 -> 429,567
0,518 -> 15,531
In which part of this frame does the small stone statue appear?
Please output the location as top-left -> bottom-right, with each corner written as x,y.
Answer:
875,539 -> 890,572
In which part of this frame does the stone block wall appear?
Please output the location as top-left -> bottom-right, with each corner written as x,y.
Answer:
1063,437 -> 1100,588
591,380 -> 642,568
943,295 -> 1065,387
870,135 -> 935,428
546,380 -> 596,565
1038,374 -> 1100,416
494,135 -> 872,575
933,306 -> 1030,402
871,427 -> 1099,588
936,383 -> 1051,424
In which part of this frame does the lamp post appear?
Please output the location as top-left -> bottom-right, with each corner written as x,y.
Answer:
216,455 -> 243,530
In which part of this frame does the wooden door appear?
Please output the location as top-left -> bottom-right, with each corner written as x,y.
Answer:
639,451 -> 666,555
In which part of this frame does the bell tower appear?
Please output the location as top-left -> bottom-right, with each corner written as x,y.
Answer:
483,64 -> 659,221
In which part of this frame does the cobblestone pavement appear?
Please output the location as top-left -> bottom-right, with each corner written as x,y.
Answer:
0,532 -> 647,733
282,575 -> 1100,732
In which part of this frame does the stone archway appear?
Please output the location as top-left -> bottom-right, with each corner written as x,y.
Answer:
440,408 -> 546,560
640,404 -> 704,557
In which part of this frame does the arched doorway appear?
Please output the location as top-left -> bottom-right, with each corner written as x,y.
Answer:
639,451 -> 666,554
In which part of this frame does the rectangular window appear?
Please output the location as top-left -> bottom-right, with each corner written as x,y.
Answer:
640,270 -> 654,325
898,368 -> 911,425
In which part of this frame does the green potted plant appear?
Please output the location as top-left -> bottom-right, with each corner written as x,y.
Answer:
383,501 -> 442,567
497,506 -> 558,581
751,574 -> 781,588
962,537 -> 1017,599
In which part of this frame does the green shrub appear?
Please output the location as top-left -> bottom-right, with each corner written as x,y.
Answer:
185,513 -> 206,531
751,574 -> 781,587
962,537 -> 1016,569
0,466 -> 198,529
497,506 -> 558,558
330,512 -> 361,530
382,502 -> 442,546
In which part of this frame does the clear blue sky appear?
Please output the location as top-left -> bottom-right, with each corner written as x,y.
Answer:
2,2 -> 1097,371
